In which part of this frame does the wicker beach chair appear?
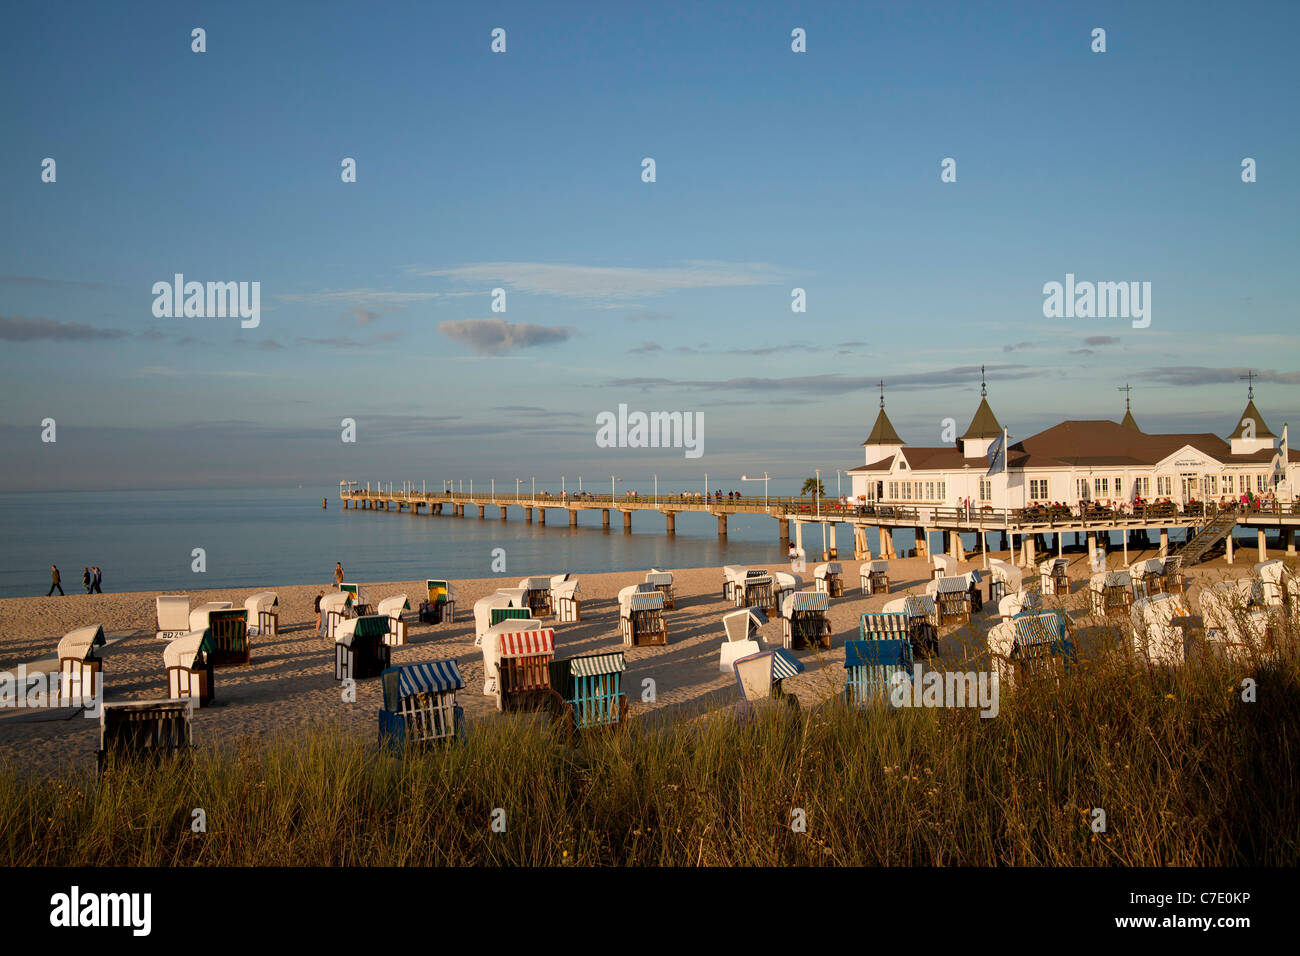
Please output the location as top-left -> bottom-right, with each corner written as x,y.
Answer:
549,652 -> 628,731
379,660 -> 464,753
645,569 -> 675,609
473,589 -> 527,646
479,618 -> 543,696
814,562 -> 844,598
155,595 -> 191,640
339,583 -> 374,616
57,624 -> 105,707
773,571 -> 803,609
205,608 -> 250,667
732,648 -> 804,718
419,579 -> 456,624
551,574 -> 582,622
319,591 -> 353,641
375,594 -> 411,646
164,629 -> 214,706
987,611 -> 1074,691
1127,558 -> 1165,600
97,698 -> 193,773
735,571 -> 775,611
1201,581 -> 1275,663
780,590 -> 831,650
1129,593 -> 1192,666
987,559 -> 1022,604
494,628 -> 558,713
334,614 -> 392,681
997,588 -> 1041,622
932,554 -> 957,581
927,576 -> 972,626
1159,555 -> 1184,595
721,565 -> 749,602
619,587 -> 668,646
843,637 -> 913,708
244,591 -> 279,637
1089,571 -> 1133,617
860,560 -> 890,596
518,576 -> 555,617
188,601 -> 233,634
1038,558 -> 1069,596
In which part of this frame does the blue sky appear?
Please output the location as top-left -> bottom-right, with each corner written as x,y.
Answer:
1,0 -> 1296,491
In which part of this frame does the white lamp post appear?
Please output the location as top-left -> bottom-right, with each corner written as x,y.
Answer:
742,472 -> 770,506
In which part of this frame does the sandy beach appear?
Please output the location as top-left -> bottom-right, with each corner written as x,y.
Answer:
0,542 -> 1288,777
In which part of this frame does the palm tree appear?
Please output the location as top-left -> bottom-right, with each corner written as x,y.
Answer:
800,477 -> 825,497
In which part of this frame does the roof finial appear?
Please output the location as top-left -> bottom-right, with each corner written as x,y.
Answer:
1118,382 -> 1132,411
1240,369 -> 1256,400
878,379 -> 885,410
980,365 -> 986,398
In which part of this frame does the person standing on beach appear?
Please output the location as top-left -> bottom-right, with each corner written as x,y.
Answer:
82,567 -> 92,593
48,565 -> 64,596
334,562 -> 345,589
92,566 -> 102,593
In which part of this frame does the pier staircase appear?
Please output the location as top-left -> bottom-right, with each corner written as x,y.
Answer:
1175,512 -> 1238,566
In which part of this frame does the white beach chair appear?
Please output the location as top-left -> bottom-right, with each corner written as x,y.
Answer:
859,560 -> 890,596
719,607 -> 767,673
987,611 -> 1073,691
319,591 -> 353,640
377,594 -> 411,646
998,588 -> 1041,622
551,574 -> 582,623
1254,560 -> 1291,608
334,614 -> 392,682
473,589 -> 528,647
479,619 -> 543,696
58,624 -> 106,706
926,575 -> 972,625
1127,558 -> 1165,600
155,595 -> 191,640
646,569 -> 675,609
188,602 -> 233,634
244,591 -> 279,636
619,587 -> 667,646
164,630 -> 214,705
518,576 -> 555,617
732,648 -> 804,716
773,571 -> 803,609
721,565 -> 749,603
1089,571 -> 1133,617
813,561 -> 844,598
1130,593 -> 1193,666
932,554 -> 957,580
1201,581 -> 1274,663
780,590 -> 831,650
987,559 -> 1022,604
1039,557 -> 1069,596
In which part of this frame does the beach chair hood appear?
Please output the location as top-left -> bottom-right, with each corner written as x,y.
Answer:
397,660 -> 465,697
156,595 -> 191,631
377,594 -> 410,618
336,614 -> 389,646
733,648 -> 803,700
163,629 -> 212,670
723,607 -> 767,641
58,624 -> 106,661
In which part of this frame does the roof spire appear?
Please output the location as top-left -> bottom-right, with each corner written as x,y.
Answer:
1240,369 -> 1256,400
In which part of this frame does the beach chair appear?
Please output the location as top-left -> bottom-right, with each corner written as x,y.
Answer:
164,629 -> 214,706
1089,571 -> 1133,617
518,576 -> 555,617
379,660 -> 464,753
719,607 -> 767,673
494,628 -> 558,712
551,574 -> 582,622
646,569 -> 675,609
927,576 -> 972,626
733,648 -> 804,717
932,554 -> 957,581
376,594 -> 411,646
1039,558 -> 1069,596
1201,581 -> 1275,663
319,591 -> 353,641
860,560 -> 890,596
1127,558 -> 1165,600
997,588 -> 1042,623
722,565 -> 749,602
205,608 -> 250,667
334,614 -> 392,682
339,583 -> 373,615
619,587 -> 668,646
549,652 -> 628,730
1254,560 -> 1294,610
843,638 -> 913,708
1129,594 -> 1193,666
773,571 -> 803,609
963,569 -> 984,612
57,624 -> 105,706
480,619 -> 543,695
987,559 -> 1022,604
882,596 -> 940,655
155,595 -> 191,640
780,590 -> 832,650
813,562 -> 844,598
188,601 -> 233,634
735,571 -> 775,611
244,591 -> 279,637
418,579 -> 455,624
987,611 -> 1074,691
97,698 -> 193,773
1160,555 -> 1184,595
473,589 -> 527,646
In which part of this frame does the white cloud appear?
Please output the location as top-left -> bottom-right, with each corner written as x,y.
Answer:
412,260 -> 792,300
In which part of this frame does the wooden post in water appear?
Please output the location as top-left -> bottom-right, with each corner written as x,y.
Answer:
664,512 -> 675,535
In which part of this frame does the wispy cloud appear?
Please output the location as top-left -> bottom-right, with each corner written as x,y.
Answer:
624,310 -> 674,322
1083,335 -> 1120,346
1143,366 -> 1300,387
278,289 -> 441,307
0,275 -> 125,292
0,315 -> 130,341
602,364 -> 1040,396
415,260 -> 792,301
437,318 -> 575,355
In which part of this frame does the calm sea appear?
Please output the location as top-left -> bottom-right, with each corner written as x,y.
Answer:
0,484 -> 1183,598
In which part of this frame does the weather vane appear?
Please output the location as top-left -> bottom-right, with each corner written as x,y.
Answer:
1240,370 -> 1256,399
878,379 -> 885,409
1118,383 -> 1133,411
980,365 -> 987,397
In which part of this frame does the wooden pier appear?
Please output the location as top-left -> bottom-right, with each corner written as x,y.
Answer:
340,488 -> 1300,567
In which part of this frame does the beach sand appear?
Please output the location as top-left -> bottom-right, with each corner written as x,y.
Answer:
0,541 -> 1287,777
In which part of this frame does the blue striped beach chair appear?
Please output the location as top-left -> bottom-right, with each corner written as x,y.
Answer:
781,591 -> 831,650
930,576 -> 972,626
646,570 -> 676,609
989,610 -> 1075,690
620,588 -> 668,645
733,647 -> 804,716
379,659 -> 464,752
549,652 -> 627,730
843,638 -> 913,708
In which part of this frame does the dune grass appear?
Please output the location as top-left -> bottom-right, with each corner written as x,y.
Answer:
2,623 -> 1296,866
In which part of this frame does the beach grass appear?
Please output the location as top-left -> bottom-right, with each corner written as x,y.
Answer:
1,619 -> 1297,867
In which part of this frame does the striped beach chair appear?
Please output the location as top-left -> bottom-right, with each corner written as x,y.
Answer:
155,595 -> 191,640
494,628 -> 558,712
549,652 -> 628,730
735,571 -> 775,611
997,587 -> 1041,623
479,619 -> 542,695
843,638 -> 913,708
719,607 -> 767,673
97,698 -> 193,774
988,611 -> 1074,691
552,574 -> 582,623
780,590 -> 831,650
620,588 -> 668,646
58,624 -> 105,707
814,562 -> 844,598
419,579 -> 455,624
733,648 -> 804,717
987,559 -> 1022,604
206,608 -> 250,667
335,614 -> 392,681
928,576 -> 972,626
860,560 -> 890,596
377,594 -> 411,646
859,609 -> 933,661
379,659 -> 464,752
244,591 -> 279,637
164,629 -> 214,706
646,569 -> 675,609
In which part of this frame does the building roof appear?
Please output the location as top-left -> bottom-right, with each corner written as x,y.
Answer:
1120,408 -> 1140,431
863,408 -> 903,446
960,397 -> 1001,440
1228,400 -> 1275,439
848,455 -> 895,473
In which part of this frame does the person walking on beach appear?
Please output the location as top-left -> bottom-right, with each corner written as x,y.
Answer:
334,562 -> 345,589
82,567 -> 92,593
92,566 -> 102,593
47,564 -> 64,596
